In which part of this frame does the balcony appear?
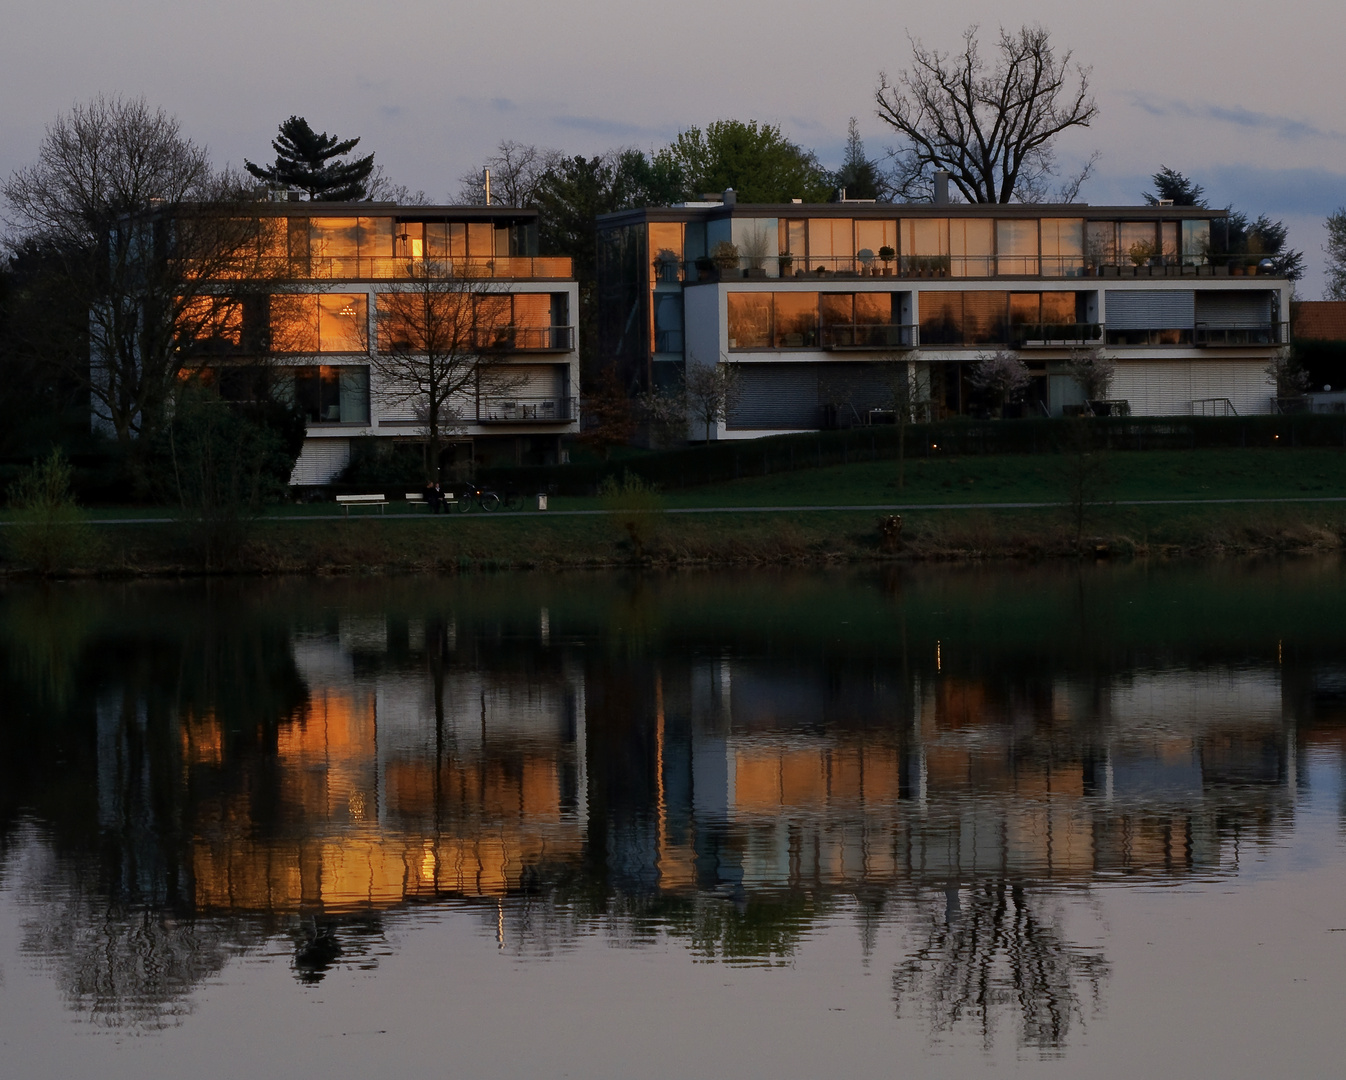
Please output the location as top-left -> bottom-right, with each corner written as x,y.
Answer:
1105,327 -> 1194,346
1013,322 -> 1104,347
195,254 -> 574,282
1194,322 -> 1288,347
820,323 -> 918,350
479,326 -> 574,352
477,396 -> 576,424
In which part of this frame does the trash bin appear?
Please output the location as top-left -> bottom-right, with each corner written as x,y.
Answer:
537,494 -> 548,511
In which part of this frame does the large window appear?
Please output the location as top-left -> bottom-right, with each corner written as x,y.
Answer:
280,365 -> 371,425
919,291 -> 1083,345
729,291 -> 906,350
807,219 -> 854,271
901,218 -> 949,273
1040,219 -> 1084,277
270,293 -> 368,354
727,293 -> 775,349
950,219 -> 994,277
996,220 -> 1039,275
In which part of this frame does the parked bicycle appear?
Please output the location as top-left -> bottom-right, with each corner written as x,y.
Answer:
454,482 -> 501,512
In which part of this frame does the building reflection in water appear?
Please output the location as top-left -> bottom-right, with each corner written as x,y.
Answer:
2,567 -> 1344,1051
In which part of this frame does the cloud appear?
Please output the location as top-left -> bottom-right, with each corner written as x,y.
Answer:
548,114 -> 670,141
456,96 -> 518,114
1129,95 -> 1346,144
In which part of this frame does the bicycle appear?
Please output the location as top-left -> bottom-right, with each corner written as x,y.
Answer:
500,486 -> 525,511
454,483 -> 501,512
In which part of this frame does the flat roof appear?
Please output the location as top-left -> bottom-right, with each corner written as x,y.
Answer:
155,202 -> 539,223
598,203 -> 1229,227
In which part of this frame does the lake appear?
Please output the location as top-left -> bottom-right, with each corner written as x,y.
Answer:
2,562 -> 1345,1078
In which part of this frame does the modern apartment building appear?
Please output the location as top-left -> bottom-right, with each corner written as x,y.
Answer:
114,200 -> 580,484
597,193 -> 1290,437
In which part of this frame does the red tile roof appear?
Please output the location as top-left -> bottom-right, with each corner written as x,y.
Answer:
1294,301 -> 1346,341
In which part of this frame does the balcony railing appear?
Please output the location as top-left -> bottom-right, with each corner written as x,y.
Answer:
479,325 -> 574,351
1106,328 -> 1195,346
682,253 -> 1288,282
477,396 -> 576,423
1013,322 -> 1104,347
820,323 -> 918,349
654,329 -> 685,353
192,254 -> 574,282
1194,322 -> 1288,347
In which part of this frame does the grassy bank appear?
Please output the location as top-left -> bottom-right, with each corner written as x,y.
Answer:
3,446 -> 1345,575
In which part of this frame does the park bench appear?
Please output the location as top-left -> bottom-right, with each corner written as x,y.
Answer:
404,491 -> 457,511
335,494 -> 389,515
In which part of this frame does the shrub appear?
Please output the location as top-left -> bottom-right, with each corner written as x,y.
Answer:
5,449 -> 96,576
599,470 -> 664,560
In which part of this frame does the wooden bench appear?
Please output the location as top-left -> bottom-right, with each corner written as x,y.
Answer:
404,491 -> 457,511
336,494 -> 389,515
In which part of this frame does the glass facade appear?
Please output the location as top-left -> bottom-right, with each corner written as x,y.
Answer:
270,293 -> 368,354
275,365 -> 371,425
727,292 -> 907,350
919,291 -> 1086,346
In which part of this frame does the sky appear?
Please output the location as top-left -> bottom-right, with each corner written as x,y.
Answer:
0,0 -> 1343,294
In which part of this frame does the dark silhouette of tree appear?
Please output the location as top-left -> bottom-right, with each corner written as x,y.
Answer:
875,24 -> 1099,203
1326,208 -> 1346,300
1142,167 -> 1303,280
832,118 -> 886,201
893,882 -> 1111,1056
2,95 -> 269,455
245,116 -> 374,201
1142,165 -> 1205,206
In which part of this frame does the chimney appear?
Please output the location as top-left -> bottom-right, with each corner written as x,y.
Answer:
484,167 -> 491,205
933,170 -> 950,205
722,188 -> 737,208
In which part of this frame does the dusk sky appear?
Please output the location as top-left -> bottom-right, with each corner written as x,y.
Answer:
2,0 -> 1342,293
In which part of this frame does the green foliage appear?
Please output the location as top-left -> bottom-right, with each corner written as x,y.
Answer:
5,449 -> 96,576
157,381 -> 301,569
1325,208 -> 1346,301
245,116 -> 375,201
657,120 -> 831,203
598,470 -> 665,559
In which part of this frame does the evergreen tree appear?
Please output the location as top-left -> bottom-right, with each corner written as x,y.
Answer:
656,120 -> 831,203
831,118 -> 885,201
1142,167 -> 1304,281
245,116 -> 374,201
1143,166 -> 1205,206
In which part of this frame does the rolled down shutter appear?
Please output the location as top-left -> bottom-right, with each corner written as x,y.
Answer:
290,438 -> 351,486
729,365 -> 821,429
1105,290 -> 1195,329
1195,291 -> 1273,327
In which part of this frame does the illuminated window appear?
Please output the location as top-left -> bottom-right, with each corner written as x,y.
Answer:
1040,219 -> 1084,277
950,219 -> 994,277
996,220 -> 1039,275
727,293 -> 773,348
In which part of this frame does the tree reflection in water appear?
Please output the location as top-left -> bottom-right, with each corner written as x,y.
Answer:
892,881 -> 1109,1056
2,564 -> 1345,1049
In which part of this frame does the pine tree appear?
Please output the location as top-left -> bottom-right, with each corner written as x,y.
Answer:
1143,166 -> 1205,206
832,118 -> 885,201
245,116 -> 375,201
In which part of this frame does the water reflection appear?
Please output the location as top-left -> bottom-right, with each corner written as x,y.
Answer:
2,563 -> 1345,1054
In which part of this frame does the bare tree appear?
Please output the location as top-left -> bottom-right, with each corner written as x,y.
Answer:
684,357 -> 742,442
875,25 -> 1099,203
456,141 -> 561,207
371,262 -> 524,481
3,96 -> 271,448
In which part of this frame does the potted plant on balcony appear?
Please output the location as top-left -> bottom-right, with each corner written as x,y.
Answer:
653,248 -> 680,284
778,253 -> 794,276
878,245 -> 895,276
711,240 -> 741,276
857,248 -> 875,276
1128,239 -> 1156,276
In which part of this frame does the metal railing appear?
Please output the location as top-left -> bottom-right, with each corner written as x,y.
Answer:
478,396 -> 576,423
1013,322 -> 1104,347
1193,397 -> 1239,417
478,325 -> 574,351
1106,328 -> 1195,346
1194,322 -> 1288,347
682,253 -> 1289,282
192,254 -> 574,282
819,323 -> 918,349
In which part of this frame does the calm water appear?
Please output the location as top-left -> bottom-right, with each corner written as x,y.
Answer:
2,563 -> 1346,1078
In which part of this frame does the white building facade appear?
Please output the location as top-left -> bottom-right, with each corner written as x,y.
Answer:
597,197 -> 1289,438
